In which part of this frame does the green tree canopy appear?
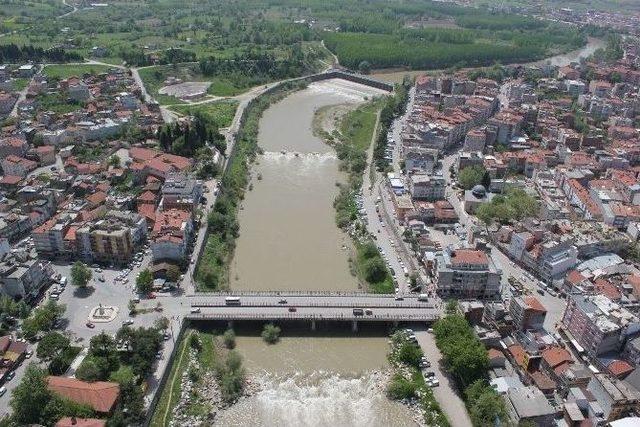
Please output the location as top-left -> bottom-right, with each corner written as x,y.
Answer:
37,332 -> 70,360
261,323 -> 281,344
71,262 -> 92,288
136,269 -> 154,295
458,165 -> 486,190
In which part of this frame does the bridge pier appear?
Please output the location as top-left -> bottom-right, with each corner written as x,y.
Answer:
352,320 -> 358,333
311,320 -> 316,331
227,320 -> 234,329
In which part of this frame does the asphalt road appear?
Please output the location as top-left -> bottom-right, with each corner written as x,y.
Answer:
414,328 -> 473,427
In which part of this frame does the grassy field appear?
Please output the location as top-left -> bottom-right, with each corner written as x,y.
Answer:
339,102 -> 380,152
43,64 -> 113,79
170,101 -> 239,128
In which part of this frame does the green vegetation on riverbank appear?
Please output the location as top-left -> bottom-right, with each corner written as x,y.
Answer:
355,242 -> 394,294
387,330 -> 449,426
433,308 -> 508,426
196,80 -> 308,291
150,330 -> 194,427
374,78 -> 411,171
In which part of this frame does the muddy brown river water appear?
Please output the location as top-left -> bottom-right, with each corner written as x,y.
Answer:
219,80 -> 417,426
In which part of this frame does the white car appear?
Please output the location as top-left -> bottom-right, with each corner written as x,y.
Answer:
0,386 -> 6,396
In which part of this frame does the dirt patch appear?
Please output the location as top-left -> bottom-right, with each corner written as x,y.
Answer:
159,81 -> 212,100
312,103 -> 355,141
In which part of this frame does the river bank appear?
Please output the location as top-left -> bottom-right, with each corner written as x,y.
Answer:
370,37 -> 605,84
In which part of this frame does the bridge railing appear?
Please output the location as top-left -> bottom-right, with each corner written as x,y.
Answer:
186,313 -> 440,321
190,301 -> 436,309
189,290 -> 418,297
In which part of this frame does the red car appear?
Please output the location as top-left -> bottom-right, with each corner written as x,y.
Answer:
148,293 -> 156,299
85,322 -> 95,328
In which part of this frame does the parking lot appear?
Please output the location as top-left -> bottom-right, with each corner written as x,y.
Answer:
0,245 -> 188,416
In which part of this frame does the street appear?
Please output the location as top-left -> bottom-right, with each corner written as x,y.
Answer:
414,328 -> 473,427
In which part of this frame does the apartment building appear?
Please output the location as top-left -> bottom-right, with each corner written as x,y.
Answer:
160,172 -> 203,213
562,294 -> 640,357
32,214 -> 74,259
0,254 -> 53,299
509,296 -> 547,331
150,209 -> 193,263
435,248 -> 502,300
76,219 -> 135,265
409,174 -> 445,201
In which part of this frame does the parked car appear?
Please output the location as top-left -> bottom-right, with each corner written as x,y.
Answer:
0,386 -> 6,396
86,322 -> 95,328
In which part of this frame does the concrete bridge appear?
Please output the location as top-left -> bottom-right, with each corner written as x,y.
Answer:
186,293 -> 441,330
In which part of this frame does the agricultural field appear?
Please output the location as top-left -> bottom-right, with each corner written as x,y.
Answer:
42,63 -> 113,79
1,0 -> 590,75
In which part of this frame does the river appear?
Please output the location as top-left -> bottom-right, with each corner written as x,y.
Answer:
371,37 -> 606,84
220,80 -> 416,426
230,79 -> 386,292
214,333 -> 417,427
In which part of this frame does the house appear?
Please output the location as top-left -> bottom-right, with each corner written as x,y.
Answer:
150,209 -> 193,263
587,373 -> 640,422
509,296 -> 547,331
505,386 -> 556,425
35,145 -> 56,166
463,185 -> 494,214
47,377 -> 120,415
1,155 -> 37,177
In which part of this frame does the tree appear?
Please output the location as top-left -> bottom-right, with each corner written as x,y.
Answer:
136,269 -> 154,295
10,365 -> 52,425
37,332 -> 70,360
223,329 -> 236,349
261,323 -> 281,344
165,264 -> 181,283
386,373 -> 416,400
466,380 -> 508,426
22,300 -> 66,339
108,155 -> 121,167
397,342 -> 423,367
154,316 -> 169,331
226,350 -> 243,372
75,357 -> 105,382
71,262 -> 92,288
458,165 -> 485,190
363,257 -> 387,283
358,60 -> 371,74
109,365 -> 135,385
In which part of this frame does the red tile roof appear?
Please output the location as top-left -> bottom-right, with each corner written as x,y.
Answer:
56,418 -> 106,427
542,346 -> 573,369
449,249 -> 488,266
608,360 -> 634,378
524,296 -> 547,313
47,377 -> 119,413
